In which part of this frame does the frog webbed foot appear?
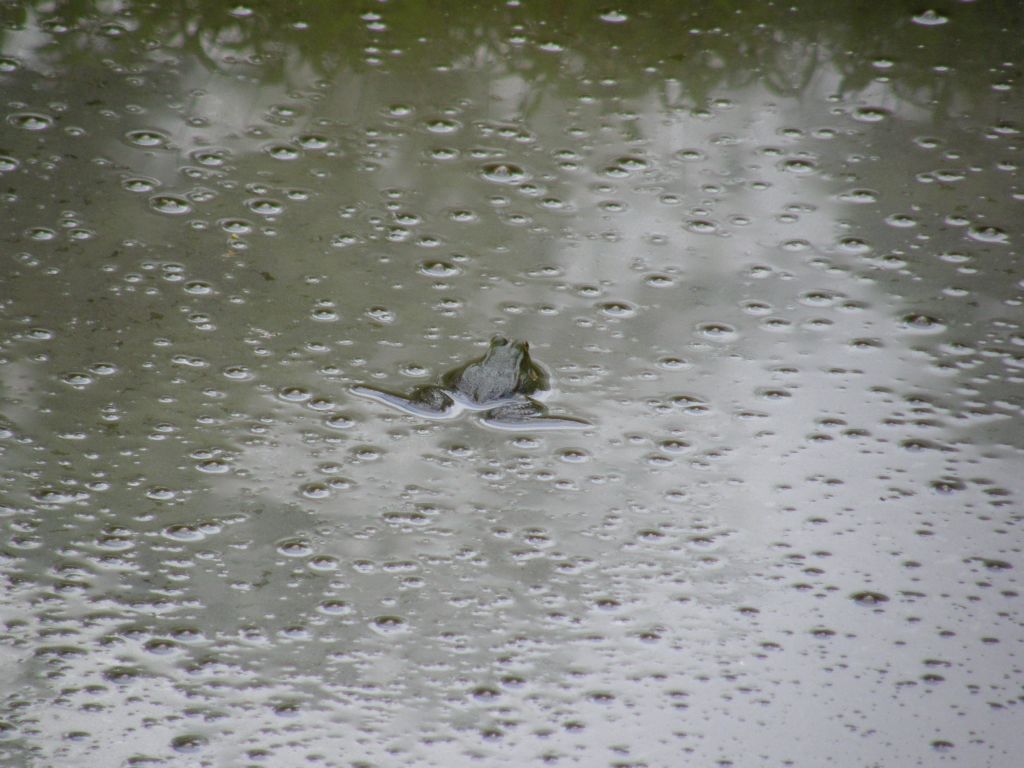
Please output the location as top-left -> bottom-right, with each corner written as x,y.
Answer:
351,384 -> 455,418
407,385 -> 455,414
481,399 -> 591,431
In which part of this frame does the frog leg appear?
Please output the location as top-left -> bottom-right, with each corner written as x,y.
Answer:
480,399 -> 590,431
350,384 -> 457,418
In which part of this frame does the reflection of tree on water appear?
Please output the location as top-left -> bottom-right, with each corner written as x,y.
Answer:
4,0 -> 1021,114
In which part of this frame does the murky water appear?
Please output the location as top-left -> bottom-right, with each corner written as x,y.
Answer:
1,2 -> 1021,766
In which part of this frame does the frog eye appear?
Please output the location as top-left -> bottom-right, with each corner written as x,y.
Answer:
491,335 -> 509,346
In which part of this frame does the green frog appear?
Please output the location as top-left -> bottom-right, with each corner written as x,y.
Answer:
351,336 -> 589,430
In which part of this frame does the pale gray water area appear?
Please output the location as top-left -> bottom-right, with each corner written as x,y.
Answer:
1,3 -> 1022,766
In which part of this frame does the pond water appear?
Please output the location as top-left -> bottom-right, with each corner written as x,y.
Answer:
1,2 -> 1021,766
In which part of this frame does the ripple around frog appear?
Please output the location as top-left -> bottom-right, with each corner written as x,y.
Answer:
351,336 -> 590,431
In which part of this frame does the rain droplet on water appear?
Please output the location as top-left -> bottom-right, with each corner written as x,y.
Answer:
480,162 -> 529,184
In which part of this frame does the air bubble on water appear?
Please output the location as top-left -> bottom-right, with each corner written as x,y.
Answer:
645,274 -> 674,287
779,158 -> 817,174
425,118 -> 460,134
598,301 -> 636,318
599,9 -> 628,23
385,103 -> 414,117
8,112 -> 53,131
277,538 -> 314,557
192,148 -> 231,167
851,107 -> 890,123
266,144 -> 300,160
124,129 -> 169,148
297,134 -> 329,150
370,615 -> 409,635
247,198 -> 284,216
0,155 -> 19,173
184,281 -> 213,295
481,163 -> 529,184
899,313 -> 945,333
318,600 -> 352,616
837,237 -> 871,254
912,9 -> 948,26
686,219 -> 718,234
674,149 -> 705,162
170,734 -> 207,754
696,322 -> 736,341
850,591 -> 890,605
162,524 -> 204,542
61,371 -> 93,387
366,306 -> 396,324
150,195 -> 192,215
781,239 -> 810,252
967,225 -> 1008,244
122,176 -> 158,193
418,260 -> 461,277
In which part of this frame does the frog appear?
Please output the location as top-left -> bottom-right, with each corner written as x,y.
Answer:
351,336 -> 590,430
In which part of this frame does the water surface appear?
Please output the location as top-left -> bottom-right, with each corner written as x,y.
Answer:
1,3 -> 1021,766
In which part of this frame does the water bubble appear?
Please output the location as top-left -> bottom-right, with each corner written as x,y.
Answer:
300,483 -> 331,500
851,107 -> 890,123
418,260 -> 461,277
481,163 -> 529,184
685,219 -> 718,234
850,591 -> 890,605
899,313 -> 945,333
0,155 -> 20,173
696,322 -> 736,341
967,225 -> 1008,244
929,477 -> 965,494
370,615 -> 408,635
326,414 -> 355,430
558,449 -> 590,463
599,9 -> 628,23
425,118 -> 460,134
645,273 -> 674,287
222,365 -> 252,380
150,195 -> 192,215
32,487 -> 90,504
266,144 -> 300,160
124,129 -> 169,148
837,237 -> 871,254
886,214 -> 917,228
170,734 -> 207,754
780,158 -> 817,174
318,600 -> 352,616
597,301 -> 636,318
837,188 -> 878,204
162,524 -> 204,542
247,198 -> 284,216
780,239 -> 811,252
192,148 -> 231,167
278,386 -> 311,402
385,103 -> 414,117
849,337 -> 882,351
912,9 -> 948,26
184,281 -> 213,295
365,306 -> 396,324
277,538 -> 314,557
122,176 -> 158,193
8,112 -> 53,131
61,371 -> 94,388
297,134 -> 329,150
674,149 -> 705,162
196,459 -> 230,474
